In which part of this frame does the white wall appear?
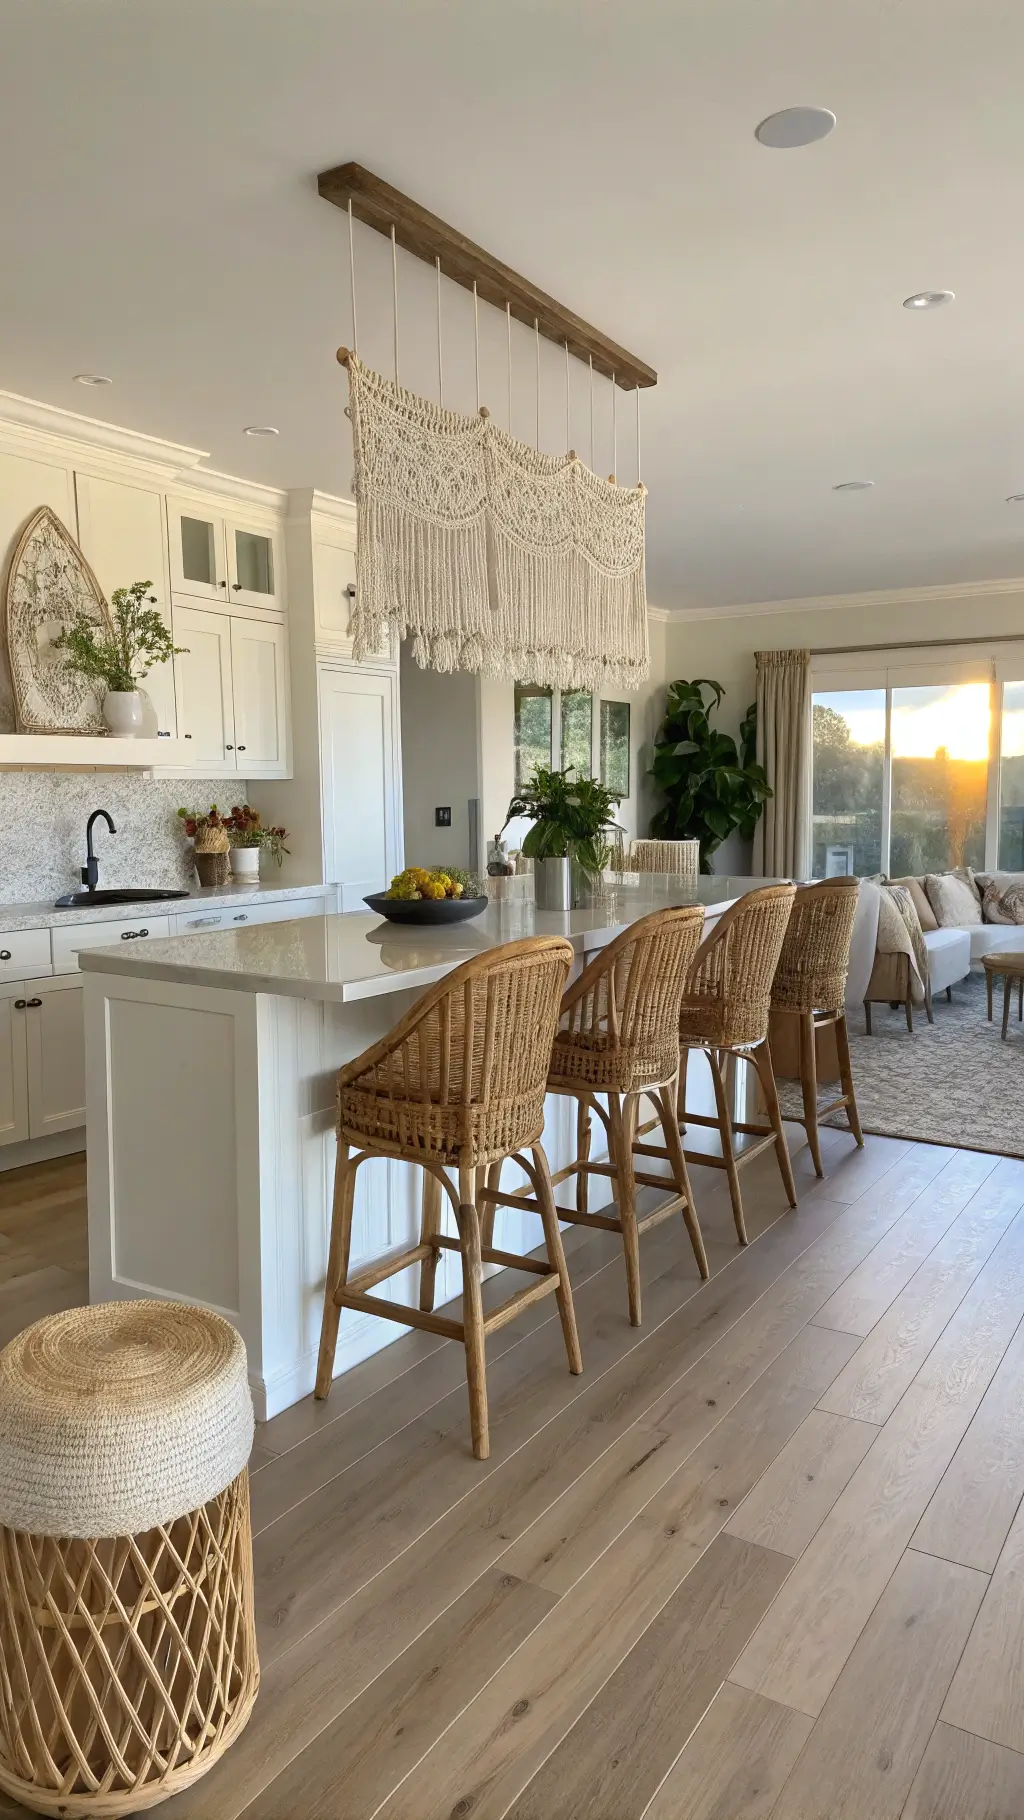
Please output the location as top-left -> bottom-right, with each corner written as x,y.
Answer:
399,650 -> 481,872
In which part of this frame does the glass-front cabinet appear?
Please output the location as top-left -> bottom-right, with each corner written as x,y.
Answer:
166,500 -> 283,612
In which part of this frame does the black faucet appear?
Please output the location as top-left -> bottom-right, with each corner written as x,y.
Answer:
82,809 -> 116,891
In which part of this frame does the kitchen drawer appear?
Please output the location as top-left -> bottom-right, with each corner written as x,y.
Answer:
0,930 -> 52,981
52,915 -> 171,973
171,895 -> 328,936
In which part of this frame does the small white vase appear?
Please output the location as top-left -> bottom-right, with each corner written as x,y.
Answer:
103,690 -> 144,738
229,847 -> 261,880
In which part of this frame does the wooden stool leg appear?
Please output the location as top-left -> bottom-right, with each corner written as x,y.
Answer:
905,993 -> 914,1034
531,1143 -> 583,1374
654,1079 -> 708,1280
457,1167 -> 489,1460
576,1095 -> 592,1216
946,985 -> 953,1003
480,1161 -> 502,1251
925,985 -> 934,1025
987,969 -> 994,1021
419,1168 -> 443,1311
315,1143 -> 357,1399
834,1011 -> 864,1147
864,999 -> 872,1035
708,1047 -> 747,1246
1003,976 -> 1012,1041
677,1047 -> 690,1132
609,1092 -> 643,1326
1019,976 -> 1023,1021
753,1040 -> 799,1210
798,1012 -> 824,1178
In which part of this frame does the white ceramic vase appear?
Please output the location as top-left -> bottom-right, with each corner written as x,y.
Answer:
103,690 -> 144,738
229,846 -> 261,880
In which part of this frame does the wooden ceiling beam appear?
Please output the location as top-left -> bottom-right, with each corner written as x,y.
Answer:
317,161 -> 657,391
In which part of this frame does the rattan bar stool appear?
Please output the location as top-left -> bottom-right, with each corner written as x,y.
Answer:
0,1301 -> 258,1818
771,876 -> 864,1176
641,884 -> 798,1248
483,907 -> 709,1328
315,936 -> 582,1461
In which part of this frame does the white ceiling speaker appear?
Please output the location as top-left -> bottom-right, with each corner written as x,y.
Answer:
1006,493 -> 1024,503
755,107 -> 836,148
244,425 -> 279,437
902,291 -> 955,310
832,480 -> 874,492
73,373 -> 112,386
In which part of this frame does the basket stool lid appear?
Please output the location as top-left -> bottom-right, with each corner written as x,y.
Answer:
0,1300 -> 254,1539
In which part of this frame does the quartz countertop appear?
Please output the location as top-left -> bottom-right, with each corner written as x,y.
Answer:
77,877 -> 768,1006
0,880 -> 335,933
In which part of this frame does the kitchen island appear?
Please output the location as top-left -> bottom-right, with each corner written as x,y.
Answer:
81,879 -> 767,1417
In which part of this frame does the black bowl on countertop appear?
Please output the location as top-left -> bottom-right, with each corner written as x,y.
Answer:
363,892 -> 488,925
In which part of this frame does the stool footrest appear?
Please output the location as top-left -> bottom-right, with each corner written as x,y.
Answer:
483,1272 -> 561,1336
432,1233 -> 551,1275
335,1289 -> 463,1341
346,1244 -> 431,1296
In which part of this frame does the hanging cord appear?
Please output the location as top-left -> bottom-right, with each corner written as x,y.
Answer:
565,341 -> 571,452
535,318 -> 540,448
435,256 -> 443,406
506,302 -> 512,432
473,282 -> 481,412
347,201 -> 358,354
611,372 -> 617,484
391,224 -> 400,385
636,385 -> 641,485
589,356 -> 595,469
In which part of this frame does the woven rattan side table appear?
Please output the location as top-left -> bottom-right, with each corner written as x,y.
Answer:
982,951 -> 1024,1039
0,1301 -> 259,1817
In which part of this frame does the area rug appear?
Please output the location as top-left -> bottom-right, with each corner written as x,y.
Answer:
776,970 -> 1024,1159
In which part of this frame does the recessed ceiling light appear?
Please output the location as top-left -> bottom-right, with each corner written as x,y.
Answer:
754,106 -> 836,148
244,424 -> 279,437
73,373 -> 112,386
1006,493 -> 1024,503
902,291 -> 954,310
832,479 -> 874,492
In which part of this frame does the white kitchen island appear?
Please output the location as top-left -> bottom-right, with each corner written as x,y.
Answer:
80,879 -> 765,1418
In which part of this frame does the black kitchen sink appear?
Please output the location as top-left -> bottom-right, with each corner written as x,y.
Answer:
53,889 -> 192,908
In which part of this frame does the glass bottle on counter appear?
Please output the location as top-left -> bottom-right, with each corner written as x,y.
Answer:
487,836 -> 514,877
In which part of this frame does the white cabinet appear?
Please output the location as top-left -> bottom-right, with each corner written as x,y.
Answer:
171,603 -> 289,777
75,472 -> 177,739
230,617 -> 289,773
0,984 -> 29,1147
319,665 -> 402,910
0,978 -> 84,1143
24,977 -> 85,1136
312,537 -> 393,662
52,915 -> 172,974
171,605 -> 234,767
167,500 -> 284,613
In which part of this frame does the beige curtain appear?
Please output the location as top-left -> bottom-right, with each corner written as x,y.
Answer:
754,648 -> 811,878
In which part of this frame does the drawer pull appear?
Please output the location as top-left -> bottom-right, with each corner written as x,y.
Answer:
26,997 -> 42,1008
13,999 -> 26,1010
0,950 -> 10,961
232,914 -> 248,922
139,929 -> 149,937
120,931 -> 132,940
189,916 -> 221,928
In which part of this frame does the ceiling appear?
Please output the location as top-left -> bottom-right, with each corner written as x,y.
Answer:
3,0 -> 1024,611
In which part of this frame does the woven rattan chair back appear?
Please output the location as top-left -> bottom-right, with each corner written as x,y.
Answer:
772,876 -> 859,1015
337,936 -> 574,1170
679,883 -> 796,1049
628,839 -> 700,878
550,905 -> 706,1095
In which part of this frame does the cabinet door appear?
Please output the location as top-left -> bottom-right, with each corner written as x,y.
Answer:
171,604 -> 235,768
167,499 -> 228,602
226,518 -> 284,612
75,473 -> 177,738
25,977 -> 85,1138
230,617 -> 289,775
0,983 -> 30,1148
319,666 -> 401,910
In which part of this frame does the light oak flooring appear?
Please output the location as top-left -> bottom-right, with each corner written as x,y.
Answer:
2,1130 -> 1024,1817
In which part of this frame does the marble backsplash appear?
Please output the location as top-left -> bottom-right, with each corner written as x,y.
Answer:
0,774 -> 249,903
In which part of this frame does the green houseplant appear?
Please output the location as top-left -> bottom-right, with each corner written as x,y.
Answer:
649,678 -> 771,872
222,804 -> 290,878
55,580 -> 185,738
503,765 -> 621,906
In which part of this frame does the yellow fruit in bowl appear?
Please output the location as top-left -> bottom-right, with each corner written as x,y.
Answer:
450,880 -> 464,897
421,878 -> 446,900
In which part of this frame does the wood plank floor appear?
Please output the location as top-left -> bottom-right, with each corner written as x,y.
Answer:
3,1130 -> 1024,1818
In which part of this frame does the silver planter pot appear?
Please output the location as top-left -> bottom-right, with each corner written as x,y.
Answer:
534,856 -> 572,911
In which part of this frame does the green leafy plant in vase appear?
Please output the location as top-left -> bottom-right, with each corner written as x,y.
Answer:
222,804 -> 290,878
55,580 -> 186,738
649,678 -> 771,873
503,765 -> 622,907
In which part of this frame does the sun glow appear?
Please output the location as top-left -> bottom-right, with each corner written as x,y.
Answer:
818,686 -> 991,762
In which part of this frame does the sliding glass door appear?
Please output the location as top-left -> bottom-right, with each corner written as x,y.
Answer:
889,682 -> 989,875
1000,680 -> 1024,870
811,690 -> 885,877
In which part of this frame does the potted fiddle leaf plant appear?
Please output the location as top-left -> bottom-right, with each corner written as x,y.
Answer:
55,580 -> 185,738
649,678 -> 771,872
503,765 -> 621,909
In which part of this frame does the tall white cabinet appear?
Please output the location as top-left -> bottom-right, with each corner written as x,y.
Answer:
320,666 -> 401,909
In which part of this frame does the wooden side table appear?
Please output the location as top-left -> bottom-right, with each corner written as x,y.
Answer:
982,952 -> 1024,1038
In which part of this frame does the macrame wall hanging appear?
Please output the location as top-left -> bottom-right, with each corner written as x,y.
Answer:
321,164 -> 656,693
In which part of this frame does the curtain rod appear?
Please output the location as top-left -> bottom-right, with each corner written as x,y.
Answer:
811,631 -> 1024,658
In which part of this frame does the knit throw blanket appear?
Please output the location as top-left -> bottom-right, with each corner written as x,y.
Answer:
346,354 -> 649,691
879,883 -> 929,1003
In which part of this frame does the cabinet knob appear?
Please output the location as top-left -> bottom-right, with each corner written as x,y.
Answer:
120,931 -> 131,940
26,997 -> 42,1008
149,594 -> 158,603
232,582 -> 243,591
233,914 -> 248,922
184,733 -> 192,740
219,579 -> 227,588
225,744 -> 234,751
13,999 -> 26,1010
0,950 -> 10,961
237,744 -> 246,752
139,929 -> 149,937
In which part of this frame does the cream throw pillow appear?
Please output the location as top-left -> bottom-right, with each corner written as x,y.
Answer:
925,871 -> 982,927
888,876 -> 938,932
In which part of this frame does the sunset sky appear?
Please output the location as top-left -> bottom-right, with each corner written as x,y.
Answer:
815,683 -> 1024,762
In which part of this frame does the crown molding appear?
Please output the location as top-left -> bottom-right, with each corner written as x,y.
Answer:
646,604 -> 671,623
0,389 -> 207,481
177,466 -> 289,513
668,574 -> 1024,624
287,487 -> 358,530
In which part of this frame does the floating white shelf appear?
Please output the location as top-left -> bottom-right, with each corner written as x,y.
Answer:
0,735 -> 189,769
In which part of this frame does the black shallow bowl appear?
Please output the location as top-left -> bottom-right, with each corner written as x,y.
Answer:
363,892 -> 489,925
